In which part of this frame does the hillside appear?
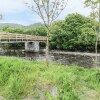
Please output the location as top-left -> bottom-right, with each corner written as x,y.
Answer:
0,23 -> 25,28
0,22 -> 43,29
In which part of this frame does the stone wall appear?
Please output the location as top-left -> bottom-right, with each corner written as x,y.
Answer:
51,52 -> 100,68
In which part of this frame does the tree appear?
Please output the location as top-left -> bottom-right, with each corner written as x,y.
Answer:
28,26 -> 47,36
50,13 -> 97,51
84,0 -> 100,67
25,0 -> 68,67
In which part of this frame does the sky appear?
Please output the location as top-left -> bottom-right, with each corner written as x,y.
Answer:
0,0 -> 91,26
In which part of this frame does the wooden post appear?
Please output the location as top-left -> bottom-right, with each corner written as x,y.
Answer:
16,34 -> 17,41
26,35 -> 28,41
8,33 -> 10,42
22,34 -> 23,41
0,34 -> 1,42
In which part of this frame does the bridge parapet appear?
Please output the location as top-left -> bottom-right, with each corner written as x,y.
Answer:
0,32 -> 47,42
0,32 -> 47,52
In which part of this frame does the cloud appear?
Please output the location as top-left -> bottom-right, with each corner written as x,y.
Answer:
0,0 -> 92,25
0,0 -> 91,15
0,0 -> 28,14
68,0 -> 91,16
57,0 -> 91,20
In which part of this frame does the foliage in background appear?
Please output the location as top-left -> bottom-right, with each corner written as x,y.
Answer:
50,13 -> 98,51
2,25 -> 47,36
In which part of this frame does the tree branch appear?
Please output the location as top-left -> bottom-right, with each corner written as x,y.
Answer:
33,0 -> 49,29
41,0 -> 48,17
50,0 -> 67,24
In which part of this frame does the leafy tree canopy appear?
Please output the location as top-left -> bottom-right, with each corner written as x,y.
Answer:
50,13 -> 98,51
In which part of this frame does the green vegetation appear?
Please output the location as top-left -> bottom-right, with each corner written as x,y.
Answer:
2,25 -> 47,36
1,13 -> 99,52
50,13 -> 98,51
0,57 -> 100,100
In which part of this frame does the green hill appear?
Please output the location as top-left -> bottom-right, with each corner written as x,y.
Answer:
0,22 -> 43,29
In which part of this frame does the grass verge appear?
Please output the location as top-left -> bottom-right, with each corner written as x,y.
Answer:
0,57 -> 100,100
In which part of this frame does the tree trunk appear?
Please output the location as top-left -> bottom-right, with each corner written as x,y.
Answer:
95,1 -> 100,67
46,29 -> 49,67
95,35 -> 98,67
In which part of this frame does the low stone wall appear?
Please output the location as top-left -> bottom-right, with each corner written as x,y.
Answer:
51,52 -> 100,68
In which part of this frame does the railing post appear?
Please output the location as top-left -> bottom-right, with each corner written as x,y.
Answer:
22,34 -> 23,41
8,33 -> 10,42
26,35 -> 28,41
16,34 -> 17,41
0,34 -> 1,42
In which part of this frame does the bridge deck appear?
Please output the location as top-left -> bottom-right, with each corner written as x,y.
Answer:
0,32 -> 47,43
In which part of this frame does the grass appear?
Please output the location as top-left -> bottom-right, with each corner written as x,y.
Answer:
0,57 -> 100,100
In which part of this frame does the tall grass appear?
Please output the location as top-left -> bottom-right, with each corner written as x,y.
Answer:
0,57 -> 100,100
